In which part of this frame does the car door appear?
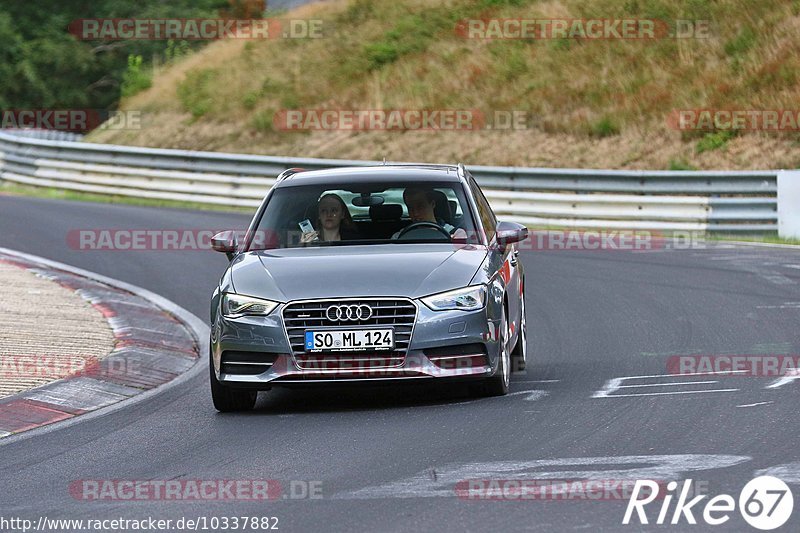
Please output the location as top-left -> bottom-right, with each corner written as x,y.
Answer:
468,177 -> 522,342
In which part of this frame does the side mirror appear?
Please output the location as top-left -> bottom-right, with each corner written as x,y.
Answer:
496,221 -> 529,246
211,230 -> 239,260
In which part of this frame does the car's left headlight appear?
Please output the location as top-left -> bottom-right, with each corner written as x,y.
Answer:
222,293 -> 279,318
421,285 -> 486,311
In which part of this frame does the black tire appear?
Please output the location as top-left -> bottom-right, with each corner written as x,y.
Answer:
511,291 -> 527,373
474,306 -> 510,397
210,354 -> 257,412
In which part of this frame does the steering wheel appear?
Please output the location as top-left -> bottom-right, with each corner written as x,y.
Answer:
397,221 -> 452,240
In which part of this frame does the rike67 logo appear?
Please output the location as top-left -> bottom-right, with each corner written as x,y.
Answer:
624,476 -> 793,530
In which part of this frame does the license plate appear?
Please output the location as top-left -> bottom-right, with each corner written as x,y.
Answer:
305,329 -> 394,352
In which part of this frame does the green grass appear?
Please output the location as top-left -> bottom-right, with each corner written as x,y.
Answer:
250,109 -> 276,133
589,117 -> 621,138
177,68 -> 219,119
0,182 -> 251,213
667,158 -> 697,170
120,55 -> 152,98
696,131 -> 735,154
724,27 -> 757,58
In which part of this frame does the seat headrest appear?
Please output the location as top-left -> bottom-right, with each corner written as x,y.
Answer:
432,191 -> 453,224
370,204 -> 403,221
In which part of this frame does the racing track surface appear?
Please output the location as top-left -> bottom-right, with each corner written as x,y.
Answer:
1,195 -> 799,531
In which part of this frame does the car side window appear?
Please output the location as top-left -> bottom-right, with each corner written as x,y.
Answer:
469,178 -> 496,242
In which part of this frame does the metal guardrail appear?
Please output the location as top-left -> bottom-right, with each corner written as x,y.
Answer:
0,130 -> 778,232
1,129 -> 84,142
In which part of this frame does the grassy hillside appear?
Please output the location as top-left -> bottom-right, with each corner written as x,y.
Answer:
88,0 -> 800,169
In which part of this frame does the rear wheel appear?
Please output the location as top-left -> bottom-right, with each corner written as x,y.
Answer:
210,352 -> 257,412
511,291 -> 527,373
475,306 -> 510,397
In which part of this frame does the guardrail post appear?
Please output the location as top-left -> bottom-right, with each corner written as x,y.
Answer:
778,171 -> 800,239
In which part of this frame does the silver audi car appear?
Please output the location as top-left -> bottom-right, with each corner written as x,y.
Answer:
209,164 -> 529,411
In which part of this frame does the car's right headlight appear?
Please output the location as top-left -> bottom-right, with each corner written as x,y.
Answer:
221,293 -> 279,318
421,285 -> 487,311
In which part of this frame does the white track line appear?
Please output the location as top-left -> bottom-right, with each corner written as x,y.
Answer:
766,374 -> 800,389
620,370 -> 749,380
597,389 -> 738,398
736,401 -> 773,408
616,381 -> 717,388
507,390 -> 549,401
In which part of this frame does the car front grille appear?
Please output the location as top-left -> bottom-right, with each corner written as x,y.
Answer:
282,298 -> 417,370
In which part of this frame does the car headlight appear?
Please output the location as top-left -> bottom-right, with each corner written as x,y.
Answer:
222,293 -> 279,318
421,285 -> 486,311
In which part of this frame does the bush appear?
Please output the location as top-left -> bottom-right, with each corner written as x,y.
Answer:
724,27 -> 756,58
250,109 -> 275,132
242,91 -> 260,110
177,68 -> 217,118
668,158 -> 697,170
362,12 -> 443,70
120,55 -> 151,98
364,42 -> 400,70
696,130 -> 734,154
165,40 -> 190,63
589,116 -> 620,138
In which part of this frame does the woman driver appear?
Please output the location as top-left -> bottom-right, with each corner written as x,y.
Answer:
300,193 -> 359,243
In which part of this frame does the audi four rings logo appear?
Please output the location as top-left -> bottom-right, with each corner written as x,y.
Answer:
326,304 -> 373,321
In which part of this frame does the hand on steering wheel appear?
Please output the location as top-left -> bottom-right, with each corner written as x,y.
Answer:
397,221 -> 452,239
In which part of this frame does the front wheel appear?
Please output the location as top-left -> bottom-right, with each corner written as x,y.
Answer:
210,353 -> 257,412
475,307 -> 510,397
511,291 -> 527,373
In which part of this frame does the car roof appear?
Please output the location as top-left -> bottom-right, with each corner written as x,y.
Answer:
274,165 -> 463,188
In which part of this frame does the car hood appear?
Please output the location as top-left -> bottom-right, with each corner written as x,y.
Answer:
228,244 -> 488,301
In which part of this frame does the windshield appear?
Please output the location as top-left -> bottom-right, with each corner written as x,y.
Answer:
248,181 -> 479,250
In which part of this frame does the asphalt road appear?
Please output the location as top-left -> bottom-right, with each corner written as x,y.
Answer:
1,195 -> 799,532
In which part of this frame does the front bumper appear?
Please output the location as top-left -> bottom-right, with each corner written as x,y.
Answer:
211,301 -> 502,388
